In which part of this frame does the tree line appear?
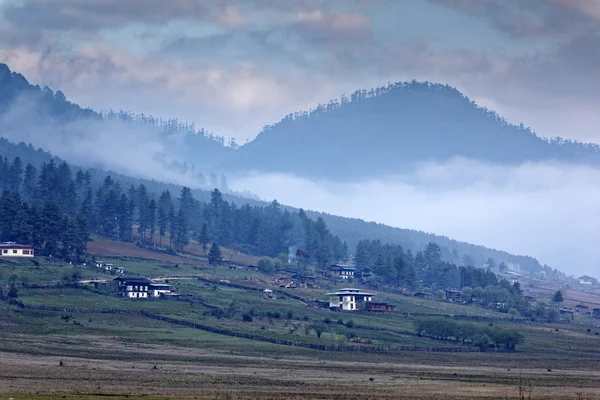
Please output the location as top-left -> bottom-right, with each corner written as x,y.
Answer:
413,317 -> 524,351
0,155 -> 347,263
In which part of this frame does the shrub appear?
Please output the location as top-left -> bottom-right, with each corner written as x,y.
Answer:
242,313 -> 253,322
345,319 -> 355,328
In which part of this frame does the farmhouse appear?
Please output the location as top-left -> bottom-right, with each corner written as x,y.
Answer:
115,276 -> 151,299
0,242 -> 34,257
326,288 -> 374,311
114,277 -> 175,299
579,276 -> 596,286
329,264 -> 356,280
149,283 -> 174,298
445,289 -> 461,302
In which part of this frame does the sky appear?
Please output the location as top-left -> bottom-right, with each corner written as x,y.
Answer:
0,0 -> 600,144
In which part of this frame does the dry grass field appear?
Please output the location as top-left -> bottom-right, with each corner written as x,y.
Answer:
1,334 -> 599,400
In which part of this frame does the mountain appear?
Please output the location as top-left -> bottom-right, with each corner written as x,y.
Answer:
0,63 -> 232,174
224,81 -> 600,180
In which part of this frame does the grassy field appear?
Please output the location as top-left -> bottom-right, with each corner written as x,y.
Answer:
1,242 -> 600,399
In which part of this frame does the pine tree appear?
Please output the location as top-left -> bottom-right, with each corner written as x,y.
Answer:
8,157 -> 23,193
174,208 -> 189,252
147,199 -> 157,244
199,223 -> 210,255
208,242 -> 223,265
22,163 -> 36,200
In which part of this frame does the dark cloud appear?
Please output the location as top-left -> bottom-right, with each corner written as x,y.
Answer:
427,0 -> 600,38
0,0 -> 244,40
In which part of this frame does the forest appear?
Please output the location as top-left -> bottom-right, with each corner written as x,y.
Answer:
0,135 -> 548,274
0,155 -> 347,266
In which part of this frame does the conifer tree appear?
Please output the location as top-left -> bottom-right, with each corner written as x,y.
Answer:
208,242 -> 223,265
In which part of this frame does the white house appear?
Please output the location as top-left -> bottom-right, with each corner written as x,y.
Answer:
114,277 -> 174,299
329,264 -> 356,280
0,242 -> 34,257
115,276 -> 151,298
326,288 -> 374,311
149,283 -> 173,298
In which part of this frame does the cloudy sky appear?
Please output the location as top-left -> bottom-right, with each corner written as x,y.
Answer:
1,0 -> 600,144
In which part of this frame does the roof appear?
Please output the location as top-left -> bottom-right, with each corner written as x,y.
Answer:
114,276 -> 152,284
0,243 -> 33,249
149,283 -> 172,289
331,264 -> 356,270
326,288 -> 374,296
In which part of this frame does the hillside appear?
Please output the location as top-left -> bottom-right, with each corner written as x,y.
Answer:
0,136 -> 545,272
0,63 -> 231,174
225,82 -> 600,180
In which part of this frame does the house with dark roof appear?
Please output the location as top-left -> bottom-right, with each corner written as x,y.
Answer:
114,277 -> 175,299
329,264 -> 356,280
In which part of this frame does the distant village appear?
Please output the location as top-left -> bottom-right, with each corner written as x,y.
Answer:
2,241 -> 600,321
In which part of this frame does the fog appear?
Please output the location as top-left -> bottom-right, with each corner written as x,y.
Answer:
0,95 -> 203,187
230,158 -> 600,279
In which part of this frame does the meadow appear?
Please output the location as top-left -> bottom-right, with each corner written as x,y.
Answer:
1,241 -> 599,399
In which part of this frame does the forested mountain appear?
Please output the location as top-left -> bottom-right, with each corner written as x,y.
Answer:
0,63 -> 231,174
225,81 -> 600,180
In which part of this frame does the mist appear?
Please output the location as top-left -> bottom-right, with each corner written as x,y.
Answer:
0,94 -> 204,187
230,158 -> 600,279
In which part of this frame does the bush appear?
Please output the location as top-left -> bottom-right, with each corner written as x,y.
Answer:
242,313 -> 253,322
345,319 -> 355,328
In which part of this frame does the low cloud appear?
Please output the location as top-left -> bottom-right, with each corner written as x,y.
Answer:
0,92 -> 202,186
230,159 -> 600,278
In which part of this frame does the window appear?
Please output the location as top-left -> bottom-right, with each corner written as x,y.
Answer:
12,250 -> 17,254
2,250 -> 7,254
22,250 -> 29,255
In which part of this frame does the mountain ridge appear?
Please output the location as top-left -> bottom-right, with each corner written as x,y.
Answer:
224,81 -> 600,180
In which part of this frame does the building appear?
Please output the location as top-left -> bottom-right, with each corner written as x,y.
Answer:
0,243 -> 34,257
115,277 -> 151,299
579,277 -> 594,285
148,282 -> 173,298
104,263 -> 113,271
445,289 -> 462,302
365,302 -> 396,313
326,288 -> 373,311
357,268 -> 372,279
329,264 -> 356,280
95,260 -> 105,268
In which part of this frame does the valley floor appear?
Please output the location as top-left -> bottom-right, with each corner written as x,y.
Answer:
1,333 -> 599,400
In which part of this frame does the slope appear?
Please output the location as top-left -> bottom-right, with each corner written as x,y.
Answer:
226,82 -> 600,180
0,136 -> 544,272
